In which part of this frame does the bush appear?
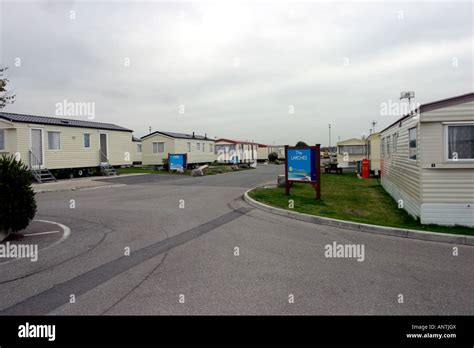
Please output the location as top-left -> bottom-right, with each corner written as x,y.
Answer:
0,155 -> 37,236
162,158 -> 169,171
268,152 -> 278,162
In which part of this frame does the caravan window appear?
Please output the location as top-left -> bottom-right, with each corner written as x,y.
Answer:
338,145 -> 366,155
447,125 -> 474,160
408,127 -> 417,160
48,131 -> 61,150
153,142 -> 164,153
137,144 -> 142,153
197,143 -> 201,151
393,132 -> 398,152
209,143 -> 213,152
83,133 -> 91,148
187,142 -> 191,152
0,129 -> 5,150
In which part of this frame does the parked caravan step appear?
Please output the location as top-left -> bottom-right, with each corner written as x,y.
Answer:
100,163 -> 118,176
31,169 -> 57,183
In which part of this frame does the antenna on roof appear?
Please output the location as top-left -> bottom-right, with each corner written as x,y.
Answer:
400,91 -> 415,109
149,126 -> 152,134
192,131 -> 195,138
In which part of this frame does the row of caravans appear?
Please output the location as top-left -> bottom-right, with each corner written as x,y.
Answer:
138,132 -> 283,165
0,111 -> 281,182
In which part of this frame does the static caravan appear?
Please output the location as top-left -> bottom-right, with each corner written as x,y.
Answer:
132,136 -> 142,164
257,144 -> 270,161
215,138 -> 258,164
336,138 -> 367,168
367,132 -> 381,174
0,112 -> 133,182
141,131 -> 215,166
380,92 -> 474,227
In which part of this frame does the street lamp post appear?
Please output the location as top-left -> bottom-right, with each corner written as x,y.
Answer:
328,124 -> 331,149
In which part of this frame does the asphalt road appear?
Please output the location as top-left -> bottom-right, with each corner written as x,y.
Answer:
0,165 -> 473,315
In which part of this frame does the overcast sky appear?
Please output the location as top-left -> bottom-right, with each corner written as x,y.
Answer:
0,0 -> 472,145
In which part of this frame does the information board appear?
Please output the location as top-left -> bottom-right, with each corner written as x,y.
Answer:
285,144 -> 321,199
168,154 -> 187,172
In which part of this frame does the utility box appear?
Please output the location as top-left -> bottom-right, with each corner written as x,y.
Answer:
362,159 -> 370,178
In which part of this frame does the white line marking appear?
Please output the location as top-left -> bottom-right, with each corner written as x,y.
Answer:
23,230 -> 60,237
36,220 -> 71,249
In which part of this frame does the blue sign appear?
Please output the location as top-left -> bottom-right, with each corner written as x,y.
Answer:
169,154 -> 186,171
287,148 -> 317,182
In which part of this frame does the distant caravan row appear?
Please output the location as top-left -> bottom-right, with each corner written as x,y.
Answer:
0,111 -> 284,182
139,132 -> 284,166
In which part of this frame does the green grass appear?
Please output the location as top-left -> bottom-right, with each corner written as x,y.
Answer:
248,173 -> 474,236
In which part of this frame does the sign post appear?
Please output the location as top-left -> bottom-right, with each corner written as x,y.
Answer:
168,153 -> 187,172
285,144 -> 321,200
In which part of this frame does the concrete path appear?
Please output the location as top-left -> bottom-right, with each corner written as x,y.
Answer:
32,173 -> 145,193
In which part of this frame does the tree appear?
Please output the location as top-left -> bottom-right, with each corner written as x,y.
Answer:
295,141 -> 308,147
0,67 -> 15,109
0,155 -> 37,238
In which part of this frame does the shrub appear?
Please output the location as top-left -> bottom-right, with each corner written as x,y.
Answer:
0,155 -> 37,236
162,158 -> 169,171
268,152 -> 278,162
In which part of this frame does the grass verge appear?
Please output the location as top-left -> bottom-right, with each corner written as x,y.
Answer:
248,173 -> 474,236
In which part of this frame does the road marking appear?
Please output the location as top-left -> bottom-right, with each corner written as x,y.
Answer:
35,220 -> 71,250
23,230 -> 60,237
0,208 -> 251,315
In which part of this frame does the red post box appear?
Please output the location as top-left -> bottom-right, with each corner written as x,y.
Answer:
362,159 -> 370,179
